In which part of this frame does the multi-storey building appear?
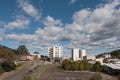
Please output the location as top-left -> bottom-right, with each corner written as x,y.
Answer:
72,49 -> 86,61
48,46 -> 63,63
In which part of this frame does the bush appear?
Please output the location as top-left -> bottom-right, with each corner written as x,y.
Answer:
62,59 -> 72,70
117,74 -> 120,80
91,62 -> 101,72
0,66 -> 4,75
78,62 -> 84,71
90,72 -> 102,80
62,60 -> 93,71
81,61 -> 93,70
71,61 -> 79,70
1,60 -> 16,72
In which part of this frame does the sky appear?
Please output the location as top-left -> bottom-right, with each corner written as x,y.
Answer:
0,0 -> 120,57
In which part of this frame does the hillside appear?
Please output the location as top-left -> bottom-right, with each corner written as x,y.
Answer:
96,49 -> 120,59
0,45 -> 16,60
0,45 -> 16,72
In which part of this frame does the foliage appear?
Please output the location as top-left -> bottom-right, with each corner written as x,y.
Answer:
71,61 -> 79,70
91,62 -> 101,72
81,60 -> 93,70
90,72 -> 102,80
0,66 -> 4,75
1,60 -> 16,71
0,45 -> 16,72
78,62 -> 84,70
16,45 -> 28,54
117,74 -> 120,80
62,60 -> 93,71
96,49 -> 120,59
62,59 -> 72,70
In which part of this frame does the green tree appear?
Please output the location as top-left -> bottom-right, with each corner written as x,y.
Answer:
71,61 -> 79,70
79,62 -> 84,71
62,59 -> 71,70
81,60 -> 93,70
0,66 -> 4,75
92,62 -> 101,72
117,74 -> 120,80
16,45 -> 28,54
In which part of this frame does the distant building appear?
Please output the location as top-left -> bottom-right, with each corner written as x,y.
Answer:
103,53 -> 111,59
96,58 -> 104,65
84,55 -> 96,61
72,49 -> 86,61
18,54 -> 34,61
31,52 -> 41,58
48,46 -> 63,63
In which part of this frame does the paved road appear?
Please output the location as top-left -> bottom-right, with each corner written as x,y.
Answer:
38,64 -> 94,80
1,61 -> 42,80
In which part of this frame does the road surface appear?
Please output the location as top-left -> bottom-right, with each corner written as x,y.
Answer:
0,61 -> 42,80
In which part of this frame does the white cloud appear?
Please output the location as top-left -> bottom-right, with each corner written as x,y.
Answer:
0,28 -> 4,41
6,34 -> 35,43
69,0 -> 78,5
4,0 -> 120,55
17,0 -> 41,20
5,19 -> 30,30
43,16 -> 63,27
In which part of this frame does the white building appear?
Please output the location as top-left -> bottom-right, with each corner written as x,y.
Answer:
48,46 -> 63,58
72,49 -> 86,61
84,55 -> 96,60
48,46 -> 63,63
31,53 -> 41,58
80,49 -> 86,60
103,53 -> 111,58
96,58 -> 104,65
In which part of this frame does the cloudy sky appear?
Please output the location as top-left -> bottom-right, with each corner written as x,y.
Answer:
0,0 -> 120,56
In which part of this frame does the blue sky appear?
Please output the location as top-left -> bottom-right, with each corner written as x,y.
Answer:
0,0 -> 120,57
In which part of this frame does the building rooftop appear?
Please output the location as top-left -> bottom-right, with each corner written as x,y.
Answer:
103,63 -> 120,70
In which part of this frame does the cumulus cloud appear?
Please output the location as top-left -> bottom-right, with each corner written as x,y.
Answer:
71,0 -> 120,42
4,0 -> 120,54
6,34 -> 35,43
5,19 -> 30,30
17,0 -> 41,20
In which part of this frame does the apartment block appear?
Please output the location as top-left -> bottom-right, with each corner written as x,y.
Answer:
72,49 -> 86,61
48,46 -> 63,63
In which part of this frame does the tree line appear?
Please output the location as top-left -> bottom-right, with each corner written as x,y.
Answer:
96,49 -> 120,59
62,59 -> 101,72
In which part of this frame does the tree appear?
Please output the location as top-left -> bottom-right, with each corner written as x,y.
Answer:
92,62 -> 101,72
62,60 -> 72,70
79,62 -> 84,71
16,45 -> 28,54
71,61 -> 79,70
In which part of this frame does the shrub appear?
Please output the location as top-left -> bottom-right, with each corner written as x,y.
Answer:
1,60 -> 16,72
62,60 -> 93,71
0,66 -> 4,75
78,62 -> 84,71
71,61 -> 79,70
91,62 -> 101,72
62,59 -> 72,70
117,74 -> 120,80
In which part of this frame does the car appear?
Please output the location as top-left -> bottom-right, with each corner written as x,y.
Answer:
28,70 -> 33,74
